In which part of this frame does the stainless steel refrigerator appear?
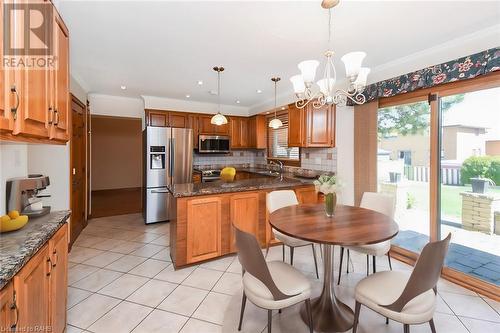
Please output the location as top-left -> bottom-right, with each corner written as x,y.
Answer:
144,126 -> 193,224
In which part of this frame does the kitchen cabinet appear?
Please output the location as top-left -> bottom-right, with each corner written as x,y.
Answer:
145,110 -> 189,128
248,115 -> 267,149
198,115 -> 229,135
0,282 -> 14,331
288,103 -> 335,148
230,117 -> 249,148
6,224 -> 68,333
0,1 -> 70,144
229,193 -> 260,252
186,197 -> 222,263
295,186 -> 322,204
169,112 -> 188,128
146,110 -> 168,127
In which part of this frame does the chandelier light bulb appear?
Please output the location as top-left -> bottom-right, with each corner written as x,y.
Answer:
298,60 -> 319,84
341,51 -> 366,79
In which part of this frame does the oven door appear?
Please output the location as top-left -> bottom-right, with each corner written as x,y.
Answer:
199,135 -> 230,153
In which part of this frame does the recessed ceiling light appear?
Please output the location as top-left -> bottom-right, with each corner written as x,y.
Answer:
197,80 -> 203,85
209,90 -> 218,95
236,100 -> 240,104
120,85 -> 126,90
266,112 -> 270,114
185,94 -> 190,98
256,89 -> 263,94
281,106 -> 285,110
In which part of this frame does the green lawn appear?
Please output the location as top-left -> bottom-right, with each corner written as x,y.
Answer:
406,183 -> 500,220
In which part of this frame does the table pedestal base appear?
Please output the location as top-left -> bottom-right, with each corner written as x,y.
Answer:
299,244 -> 354,332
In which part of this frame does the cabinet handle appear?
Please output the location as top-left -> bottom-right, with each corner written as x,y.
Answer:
10,85 -> 19,120
10,292 -> 18,329
52,249 -> 58,267
54,109 -> 59,126
48,107 -> 54,125
47,257 -> 53,276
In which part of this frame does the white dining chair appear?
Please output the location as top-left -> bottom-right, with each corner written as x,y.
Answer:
235,226 -> 313,333
338,192 -> 395,285
266,190 -> 319,278
353,234 -> 451,333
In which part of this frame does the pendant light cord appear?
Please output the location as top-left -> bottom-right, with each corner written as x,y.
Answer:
328,8 -> 332,50
274,80 -> 277,119
217,70 -> 221,114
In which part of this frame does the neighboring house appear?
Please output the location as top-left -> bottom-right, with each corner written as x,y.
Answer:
442,125 -> 487,161
486,140 -> 500,156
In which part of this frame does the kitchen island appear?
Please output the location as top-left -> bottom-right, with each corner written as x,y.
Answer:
169,169 -> 326,268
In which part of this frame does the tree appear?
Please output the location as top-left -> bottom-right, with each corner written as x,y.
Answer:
378,94 -> 464,137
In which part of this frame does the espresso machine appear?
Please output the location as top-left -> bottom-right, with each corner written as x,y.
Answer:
6,175 -> 51,217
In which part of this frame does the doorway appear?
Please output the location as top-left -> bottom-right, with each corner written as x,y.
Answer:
70,94 -> 88,246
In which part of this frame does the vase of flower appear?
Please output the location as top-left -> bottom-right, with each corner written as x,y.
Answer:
313,175 -> 338,218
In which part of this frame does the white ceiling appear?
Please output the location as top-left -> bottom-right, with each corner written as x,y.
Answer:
59,0 -> 500,109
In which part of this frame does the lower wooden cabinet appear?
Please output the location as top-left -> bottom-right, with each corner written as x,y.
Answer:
0,282 -> 14,331
3,224 -> 68,333
295,186 -> 322,204
186,197 -> 222,263
229,193 -> 260,252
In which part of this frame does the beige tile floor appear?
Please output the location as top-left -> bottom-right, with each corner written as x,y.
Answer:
66,214 -> 500,333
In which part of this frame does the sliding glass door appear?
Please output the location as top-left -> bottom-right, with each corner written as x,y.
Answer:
377,100 -> 431,253
439,87 -> 500,286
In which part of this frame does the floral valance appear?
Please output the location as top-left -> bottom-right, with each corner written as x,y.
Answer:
362,47 -> 500,102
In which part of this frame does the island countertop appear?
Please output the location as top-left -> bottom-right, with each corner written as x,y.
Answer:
171,167 -> 333,198
0,210 -> 71,289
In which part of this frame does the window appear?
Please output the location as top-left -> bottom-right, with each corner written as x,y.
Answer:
267,113 -> 300,161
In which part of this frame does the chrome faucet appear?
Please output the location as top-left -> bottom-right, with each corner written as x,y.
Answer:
270,160 -> 284,178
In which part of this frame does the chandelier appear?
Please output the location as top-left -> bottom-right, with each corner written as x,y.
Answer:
269,77 -> 283,129
290,0 -> 370,109
211,66 -> 228,125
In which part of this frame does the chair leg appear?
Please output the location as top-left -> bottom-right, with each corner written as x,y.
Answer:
265,242 -> 270,258
268,309 -> 272,333
338,246 -> 344,285
238,292 -> 247,331
353,301 -> 361,333
388,252 -> 393,270
346,249 -> 350,274
372,256 -> 376,274
290,246 -> 295,266
429,318 -> 436,333
282,244 -> 285,262
305,299 -> 313,333
311,244 -> 319,279
403,323 -> 410,333
386,317 -> 389,324
366,255 -> 369,276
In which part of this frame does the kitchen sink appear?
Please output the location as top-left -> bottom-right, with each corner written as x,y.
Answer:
255,170 -> 281,177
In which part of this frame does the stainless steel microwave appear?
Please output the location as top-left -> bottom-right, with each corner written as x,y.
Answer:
198,135 -> 230,153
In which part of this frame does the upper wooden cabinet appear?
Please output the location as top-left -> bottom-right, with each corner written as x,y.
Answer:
146,110 -> 168,127
198,115 -> 229,135
248,115 -> 267,149
230,117 -> 248,148
288,103 -> 335,148
0,1 -> 70,144
169,112 -> 188,128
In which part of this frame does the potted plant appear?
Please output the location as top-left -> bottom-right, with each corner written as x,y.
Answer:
470,177 -> 496,194
313,175 -> 339,217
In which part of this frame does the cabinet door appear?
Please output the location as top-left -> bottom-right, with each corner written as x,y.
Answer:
307,104 -> 334,147
50,12 -> 70,141
49,224 -> 68,333
13,245 -> 50,332
239,118 -> 248,148
247,117 -> 256,148
169,112 -> 188,128
254,115 -> 267,149
147,110 -> 168,127
295,186 -> 320,204
215,120 -> 229,135
187,114 -> 199,148
198,116 -> 214,134
230,193 -> 259,252
230,118 -> 241,148
0,282 -> 14,331
186,197 -> 222,263
288,106 -> 305,147
0,0 -> 12,132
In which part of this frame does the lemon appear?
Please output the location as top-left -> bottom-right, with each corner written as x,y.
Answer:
8,210 -> 20,219
221,167 -> 236,182
1,215 -> 11,223
0,215 -> 28,233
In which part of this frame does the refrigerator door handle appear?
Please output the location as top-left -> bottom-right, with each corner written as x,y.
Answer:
170,138 -> 175,177
151,189 -> 169,194
168,138 -> 173,177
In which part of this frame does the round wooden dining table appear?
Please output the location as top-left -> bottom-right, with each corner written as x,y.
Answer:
269,203 -> 399,333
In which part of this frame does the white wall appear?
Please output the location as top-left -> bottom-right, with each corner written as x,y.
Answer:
143,95 -> 249,116
335,105 -> 354,205
0,143 -> 28,214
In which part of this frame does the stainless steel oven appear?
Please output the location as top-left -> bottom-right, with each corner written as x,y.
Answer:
198,135 -> 230,153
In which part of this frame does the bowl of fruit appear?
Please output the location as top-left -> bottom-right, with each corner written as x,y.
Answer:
0,210 -> 29,233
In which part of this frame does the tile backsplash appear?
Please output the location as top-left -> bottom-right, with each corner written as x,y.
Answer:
193,147 -> 336,173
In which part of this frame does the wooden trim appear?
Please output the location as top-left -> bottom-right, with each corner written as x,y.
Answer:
391,245 -> 500,301
266,157 -> 301,167
90,114 -> 140,121
379,71 -> 500,108
429,93 -> 440,242
354,100 -> 378,206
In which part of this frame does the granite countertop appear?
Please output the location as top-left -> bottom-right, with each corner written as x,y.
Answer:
0,211 -> 71,289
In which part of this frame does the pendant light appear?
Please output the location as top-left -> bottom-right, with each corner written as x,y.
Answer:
211,66 -> 228,125
269,77 -> 283,129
